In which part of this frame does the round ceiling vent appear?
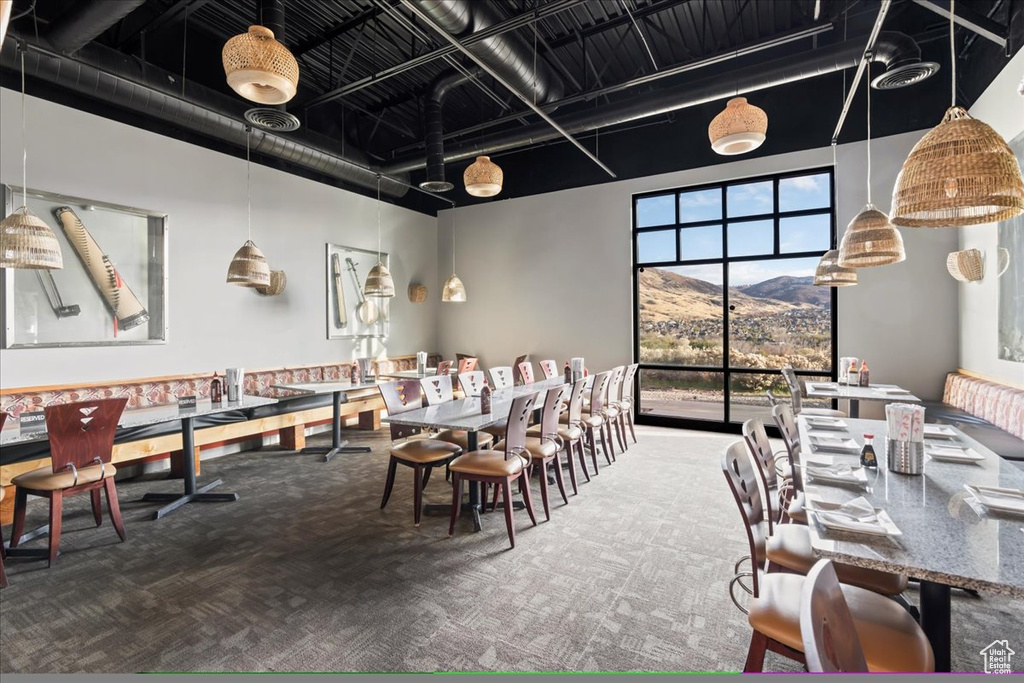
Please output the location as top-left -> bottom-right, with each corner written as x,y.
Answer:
244,107 -> 301,132
871,61 -> 940,90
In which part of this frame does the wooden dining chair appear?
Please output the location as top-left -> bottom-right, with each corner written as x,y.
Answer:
0,484 -> 7,589
517,361 -> 535,385
538,360 -> 559,380
574,370 -> 613,472
448,393 -> 539,548
512,354 -> 529,385
602,366 -> 627,454
457,357 -> 478,374
770,403 -> 808,524
532,377 -> 588,492
457,370 -> 486,396
378,381 -> 462,526
488,366 -> 514,390
10,398 -> 128,567
721,440 -> 933,673
617,363 -> 638,444
436,360 -> 453,376
497,384 -> 571,520
781,366 -> 846,418
741,418 -> 790,534
801,560 -> 870,672
420,374 -> 493,452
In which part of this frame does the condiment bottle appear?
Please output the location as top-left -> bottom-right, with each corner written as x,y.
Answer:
210,377 -> 222,403
847,360 -> 859,387
564,362 -> 572,385
860,433 -> 878,468
859,360 -> 870,387
480,384 -> 492,414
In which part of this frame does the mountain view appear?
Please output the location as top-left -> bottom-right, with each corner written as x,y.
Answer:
639,266 -> 831,397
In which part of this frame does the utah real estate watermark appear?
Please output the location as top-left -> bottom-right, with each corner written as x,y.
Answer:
980,640 -> 1016,674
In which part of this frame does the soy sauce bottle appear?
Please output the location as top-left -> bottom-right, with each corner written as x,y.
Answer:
480,384 -> 492,414
564,362 -> 572,385
860,433 -> 878,468
210,377 -> 222,404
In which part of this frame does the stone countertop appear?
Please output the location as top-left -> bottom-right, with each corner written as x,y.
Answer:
798,416 -> 1024,598
383,378 -> 567,431
272,380 -> 381,395
0,395 -> 278,447
804,382 -> 921,402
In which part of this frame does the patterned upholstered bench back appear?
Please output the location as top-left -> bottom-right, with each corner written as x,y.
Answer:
1,354 -> 442,424
943,372 -> 1024,440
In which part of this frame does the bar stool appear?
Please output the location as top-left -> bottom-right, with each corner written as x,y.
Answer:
497,384 -> 571,520
377,381 -> 462,526
531,377 -> 588,492
420,374 -> 494,452
448,393 -> 539,548
538,360 -> 559,379
10,398 -> 129,567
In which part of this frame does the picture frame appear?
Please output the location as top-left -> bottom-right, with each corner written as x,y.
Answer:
325,243 -> 389,340
1,184 -> 168,348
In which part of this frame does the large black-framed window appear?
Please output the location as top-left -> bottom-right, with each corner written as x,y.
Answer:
632,167 -> 839,433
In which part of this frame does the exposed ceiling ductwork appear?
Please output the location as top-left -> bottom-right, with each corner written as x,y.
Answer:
0,35 -> 409,197
385,31 -> 937,175
414,0 -> 565,192
47,0 -> 148,55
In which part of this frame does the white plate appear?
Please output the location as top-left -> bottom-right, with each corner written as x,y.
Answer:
964,485 -> 1024,515
804,463 -> 869,486
924,424 -> 959,440
806,499 -> 902,537
805,417 -> 849,430
810,383 -> 839,392
927,446 -> 986,464
809,434 -> 861,454
879,387 -> 912,395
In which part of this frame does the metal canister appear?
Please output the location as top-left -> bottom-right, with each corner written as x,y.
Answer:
886,439 -> 925,475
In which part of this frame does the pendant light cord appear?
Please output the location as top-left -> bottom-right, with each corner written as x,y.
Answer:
451,213 -> 456,273
866,60 -> 871,204
949,0 -> 956,107
376,174 -> 382,262
20,49 -> 27,210
246,127 -> 252,241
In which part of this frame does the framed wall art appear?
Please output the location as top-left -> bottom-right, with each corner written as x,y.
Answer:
1,185 -> 168,348
326,243 -> 389,340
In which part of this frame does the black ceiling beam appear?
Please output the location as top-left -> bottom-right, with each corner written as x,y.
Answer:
911,0 -> 1008,47
299,0 -> 587,110
293,5 -> 383,57
116,0 -> 214,50
545,0 -> 691,51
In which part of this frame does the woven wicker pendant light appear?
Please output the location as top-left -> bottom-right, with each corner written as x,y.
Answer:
464,156 -> 503,197
0,1 -> 13,49
442,212 -> 466,302
0,51 -> 63,270
838,62 -> 905,268
890,0 -> 1024,228
708,97 -> 768,155
227,129 -> 270,287
364,175 -> 396,298
222,25 -> 299,105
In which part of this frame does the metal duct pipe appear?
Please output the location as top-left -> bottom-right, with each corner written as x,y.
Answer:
385,33 -> 923,174
0,36 -> 409,197
259,0 -> 286,42
47,0 -> 147,54
415,0 -> 564,191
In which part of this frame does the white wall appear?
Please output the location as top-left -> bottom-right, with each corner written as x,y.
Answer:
437,130 -> 960,404
0,89 -> 439,387
961,49 -> 1024,387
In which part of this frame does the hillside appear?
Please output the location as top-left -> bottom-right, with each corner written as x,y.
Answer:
638,267 -> 799,323
738,275 -> 829,306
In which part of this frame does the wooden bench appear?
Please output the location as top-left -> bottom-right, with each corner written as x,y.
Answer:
0,354 -> 440,524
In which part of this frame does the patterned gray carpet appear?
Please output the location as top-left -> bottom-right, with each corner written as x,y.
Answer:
0,426 -> 1020,673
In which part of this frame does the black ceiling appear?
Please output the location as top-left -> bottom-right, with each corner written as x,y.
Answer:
3,0 -> 1021,215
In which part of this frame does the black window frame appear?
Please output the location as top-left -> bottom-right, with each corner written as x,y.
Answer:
631,166 -> 839,434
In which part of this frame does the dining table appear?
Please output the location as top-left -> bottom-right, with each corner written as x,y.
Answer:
796,415 -> 1024,672
382,376 -> 568,531
804,381 -> 921,418
272,380 -> 378,462
0,395 -> 278,523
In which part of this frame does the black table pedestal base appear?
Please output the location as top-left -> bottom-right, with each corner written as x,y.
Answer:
143,479 -> 238,520
302,441 -> 372,463
920,580 -> 952,672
